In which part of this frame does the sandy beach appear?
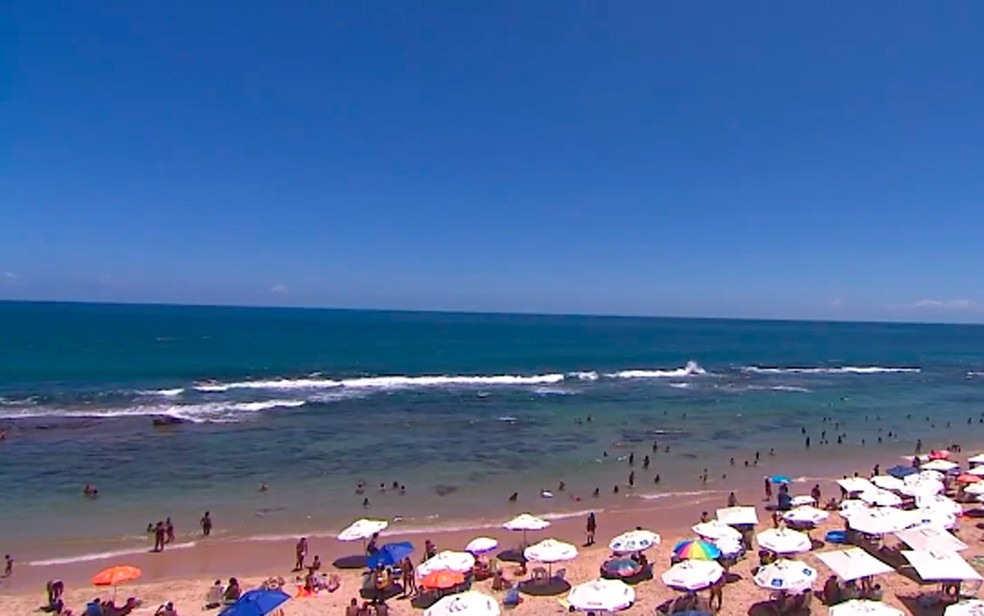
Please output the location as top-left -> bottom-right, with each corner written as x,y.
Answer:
4,444 -> 984,616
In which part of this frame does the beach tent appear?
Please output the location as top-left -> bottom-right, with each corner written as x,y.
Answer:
829,599 -> 904,616
945,600 -> 984,616
424,591 -> 500,616
567,578 -> 635,612
756,529 -> 811,555
465,537 -> 498,555
716,506 -> 758,526
783,506 -> 829,525
843,507 -> 914,536
815,548 -> 894,581
753,559 -> 817,593
218,589 -> 290,616
902,551 -> 983,582
609,529 -> 660,553
886,465 -> 918,479
838,478 -> 876,494
859,489 -> 902,508
338,518 -> 388,542
503,513 -> 550,547
871,475 -> 906,491
692,520 -> 741,542
417,550 -> 476,576
896,526 -> 968,552
661,560 -> 724,591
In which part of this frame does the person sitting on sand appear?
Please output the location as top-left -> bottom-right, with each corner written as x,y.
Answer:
424,539 -> 437,560
223,578 -> 241,604
205,580 -> 224,609
727,492 -> 738,507
346,598 -> 360,616
153,602 -> 178,616
366,533 -> 380,555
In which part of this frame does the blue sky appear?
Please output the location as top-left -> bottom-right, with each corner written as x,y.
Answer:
4,2 -> 984,322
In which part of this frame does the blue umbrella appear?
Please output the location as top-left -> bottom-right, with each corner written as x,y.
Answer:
366,541 -> 414,569
769,475 -> 791,485
887,465 -> 918,478
219,589 -> 290,616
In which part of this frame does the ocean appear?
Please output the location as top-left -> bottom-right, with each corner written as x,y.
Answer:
2,301 -> 984,564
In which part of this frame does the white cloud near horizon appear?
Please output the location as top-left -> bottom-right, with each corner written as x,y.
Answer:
2,271 -> 16,279
912,299 -> 979,310
270,283 -> 288,293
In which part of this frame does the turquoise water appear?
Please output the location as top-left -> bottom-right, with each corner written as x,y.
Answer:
2,301 -> 984,559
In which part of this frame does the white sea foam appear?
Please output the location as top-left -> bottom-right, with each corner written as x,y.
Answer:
668,382 -> 691,389
569,371 -> 599,381
771,385 -> 812,393
0,400 -> 307,423
608,361 -> 707,379
28,541 -> 196,567
969,371 -> 984,377
196,373 -> 565,392
138,388 -> 184,397
533,387 -> 577,396
741,365 -> 920,375
638,489 -> 721,500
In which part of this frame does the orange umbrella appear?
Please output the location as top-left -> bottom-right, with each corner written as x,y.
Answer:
420,570 -> 464,590
929,450 -> 951,460
956,474 -> 981,484
93,565 -> 141,598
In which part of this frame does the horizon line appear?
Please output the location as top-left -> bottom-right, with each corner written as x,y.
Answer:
1,297 -> 981,329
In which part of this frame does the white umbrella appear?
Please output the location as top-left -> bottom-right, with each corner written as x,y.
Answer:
567,579 -> 635,612
716,506 -> 759,526
922,459 -> 959,472
829,599 -> 904,616
838,478 -> 876,494
757,528 -> 811,554
859,490 -> 902,508
503,513 -> 550,546
871,475 -> 906,491
902,550 -> 983,581
609,529 -> 660,554
465,537 -> 498,555
917,494 -> 962,515
968,454 -> 984,465
661,560 -> 724,591
845,507 -> 914,536
967,467 -> 984,476
418,550 -> 476,576
946,600 -> 984,616
693,520 -> 741,542
815,548 -> 895,581
910,509 -> 957,530
839,499 -> 869,513
783,506 -> 830,525
713,536 -> 744,557
337,518 -> 388,542
964,483 -> 984,495
896,526 -> 968,552
753,559 -> 817,592
790,495 -> 816,507
524,538 -> 577,571
425,591 -> 500,616
900,478 -> 945,497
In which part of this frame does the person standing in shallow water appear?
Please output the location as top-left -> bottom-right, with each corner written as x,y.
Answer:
200,511 -> 212,536
153,521 -> 166,552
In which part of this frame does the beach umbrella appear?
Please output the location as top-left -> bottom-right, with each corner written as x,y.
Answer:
601,557 -> 645,579
672,539 -> 721,561
425,591 -> 500,616
365,541 -> 414,569
692,521 -> 741,542
770,475 -> 792,485
967,467 -> 984,476
713,537 -> 743,558
218,589 -> 290,616
829,599 -> 904,616
609,529 -> 660,553
946,600 -> 984,616
790,495 -> 815,507
910,509 -> 957,530
922,459 -> 959,472
567,578 -> 635,612
858,490 -> 902,508
465,537 -> 498,555
900,477 -> 945,497
92,565 -> 141,599
524,538 -> 577,575
902,550 -> 983,582
418,550 -> 476,576
871,475 -> 906,491
964,483 -> 984,495
844,507 -> 914,536
917,470 -> 946,482
886,465 -> 918,479
782,506 -> 829,525
753,559 -> 817,592
420,570 -> 466,590
837,478 -> 876,494
968,454 -> 984,465
839,499 -> 869,513
916,494 -> 962,515
661,560 -> 724,591
957,473 -> 981,484
815,548 -> 894,581
929,450 -> 952,460
756,528 -> 811,555
338,518 -> 388,542
716,506 -> 759,526
896,526 -> 968,552
503,513 -> 550,547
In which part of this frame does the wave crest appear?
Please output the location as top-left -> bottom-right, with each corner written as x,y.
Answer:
741,365 -> 920,375
608,361 -> 707,379
196,373 -> 565,392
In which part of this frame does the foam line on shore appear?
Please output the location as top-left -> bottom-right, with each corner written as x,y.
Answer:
28,541 -> 197,567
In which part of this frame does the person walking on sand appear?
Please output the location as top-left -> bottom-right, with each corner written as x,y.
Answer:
4,554 -> 12,577
585,512 -> 597,546
764,477 -> 772,501
153,521 -> 166,552
709,576 -> 724,611
294,537 -> 308,572
400,557 -> 416,598
200,511 -> 212,536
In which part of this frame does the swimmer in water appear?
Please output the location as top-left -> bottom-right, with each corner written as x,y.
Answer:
508,492 -> 518,502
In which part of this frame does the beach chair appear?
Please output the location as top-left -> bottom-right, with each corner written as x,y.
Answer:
554,568 -> 567,582
531,567 -> 549,584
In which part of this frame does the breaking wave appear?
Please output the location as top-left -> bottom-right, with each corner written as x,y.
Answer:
608,361 -> 707,379
569,371 -> 599,381
0,400 -> 307,423
28,541 -> 197,566
741,366 -> 920,375
196,373 -> 565,392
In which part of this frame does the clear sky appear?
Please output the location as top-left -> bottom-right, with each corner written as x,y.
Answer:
4,2 -> 984,322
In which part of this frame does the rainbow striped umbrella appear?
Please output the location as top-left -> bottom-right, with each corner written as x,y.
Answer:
672,539 -> 721,561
